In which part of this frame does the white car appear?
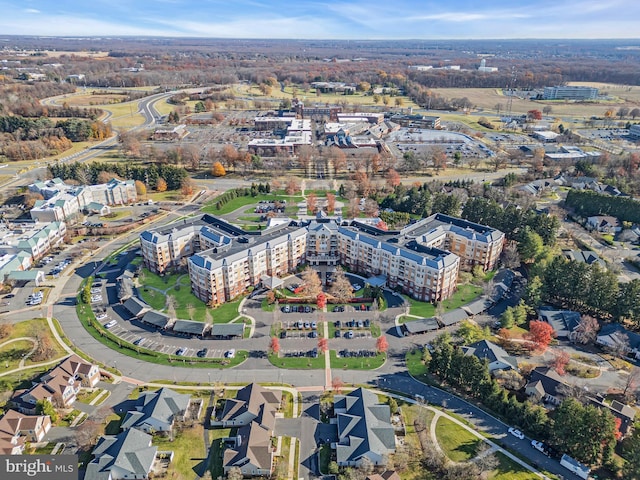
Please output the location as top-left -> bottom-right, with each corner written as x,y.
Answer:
225,349 -> 236,359
96,313 -> 108,321
104,320 -> 117,329
508,427 -> 525,440
531,440 -> 548,455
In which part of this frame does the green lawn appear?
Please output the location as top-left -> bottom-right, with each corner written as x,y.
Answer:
405,348 -> 429,379
489,452 -> 541,480
268,352 -> 325,369
154,425 -> 209,480
405,283 -> 483,317
210,429 -> 232,480
0,340 -> 35,370
435,416 -> 482,462
202,193 -> 303,216
319,443 -> 332,474
330,350 -> 386,370
138,268 -> 243,323
76,388 -> 104,404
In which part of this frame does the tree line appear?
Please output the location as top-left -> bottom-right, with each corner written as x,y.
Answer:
566,189 -> 640,224
526,255 -> 640,326
48,161 -> 187,191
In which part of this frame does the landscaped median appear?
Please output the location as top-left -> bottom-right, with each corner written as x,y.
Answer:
75,279 -> 247,368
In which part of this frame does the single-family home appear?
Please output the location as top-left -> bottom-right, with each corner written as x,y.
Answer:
333,388 -> 396,467
462,340 -> 518,373
586,216 -> 622,234
85,428 -> 164,480
538,307 -> 582,340
588,394 -> 636,436
121,388 -> 191,435
525,367 -> 568,406
596,324 -> 640,360
213,383 -> 281,430
42,354 -> 101,388
223,422 -> 274,477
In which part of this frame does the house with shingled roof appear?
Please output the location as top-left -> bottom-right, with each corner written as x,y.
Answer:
120,387 -> 191,436
333,388 -> 396,467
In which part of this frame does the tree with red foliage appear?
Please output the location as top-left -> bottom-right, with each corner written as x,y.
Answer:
527,109 -> 542,121
524,321 -> 555,352
269,336 -> 280,356
375,220 -> 388,231
551,350 -> 570,376
316,293 -> 327,309
318,337 -> 328,353
614,417 -> 623,441
376,335 -> 389,353
307,193 -> 317,214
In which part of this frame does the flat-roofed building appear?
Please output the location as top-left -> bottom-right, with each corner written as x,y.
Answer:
542,86 -> 598,100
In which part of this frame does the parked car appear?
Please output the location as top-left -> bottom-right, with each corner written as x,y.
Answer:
225,349 -> 236,359
176,347 -> 187,356
133,338 -> 144,346
508,427 -> 525,440
531,440 -> 549,455
346,330 -> 354,339
196,348 -> 208,358
96,313 -> 108,321
104,320 -> 117,329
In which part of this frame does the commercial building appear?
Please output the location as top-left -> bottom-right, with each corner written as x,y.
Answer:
140,213 -> 502,305
542,86 -> 599,100
629,124 -> 640,138
0,221 -> 66,263
28,177 -> 136,223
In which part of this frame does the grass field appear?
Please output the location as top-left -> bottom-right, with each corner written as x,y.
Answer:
268,352 -> 325,369
435,416 -> 482,462
0,340 -> 35,370
405,348 -> 429,381
405,283 -> 483,317
138,269 -> 246,323
202,193 -> 303,216
489,452 -> 541,480
330,350 -> 386,370
154,421 -> 210,480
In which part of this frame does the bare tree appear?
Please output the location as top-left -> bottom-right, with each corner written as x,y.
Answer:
300,266 -> 322,298
623,367 -> 640,401
329,268 -> 354,304
501,243 -> 521,269
572,315 -> 600,345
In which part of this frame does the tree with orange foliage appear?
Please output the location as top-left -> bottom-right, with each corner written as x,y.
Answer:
211,161 -> 226,177
326,193 -> 336,214
269,336 -> 281,356
376,335 -> 389,353
385,168 -> 401,188
307,193 -> 317,214
181,178 -> 195,197
316,292 -> 327,309
318,337 -> 328,353
285,178 -> 300,195
155,177 -> 167,192
524,320 -> 555,351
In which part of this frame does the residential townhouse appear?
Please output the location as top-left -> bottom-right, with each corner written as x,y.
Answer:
120,388 -> 192,435
11,355 -> 99,413
0,410 -> 52,454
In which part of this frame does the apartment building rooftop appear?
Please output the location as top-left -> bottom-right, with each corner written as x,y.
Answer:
402,213 -> 504,244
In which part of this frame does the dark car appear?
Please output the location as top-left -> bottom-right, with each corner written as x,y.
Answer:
4,294 -> 15,298
196,348 -> 208,358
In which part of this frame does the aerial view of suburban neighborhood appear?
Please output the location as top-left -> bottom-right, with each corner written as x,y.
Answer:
0,3 -> 640,480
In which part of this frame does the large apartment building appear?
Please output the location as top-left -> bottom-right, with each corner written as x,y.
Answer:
28,177 -> 137,223
140,214 -> 503,305
542,85 -> 599,100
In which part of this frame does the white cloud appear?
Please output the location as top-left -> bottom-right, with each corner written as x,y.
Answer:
24,8 -> 40,14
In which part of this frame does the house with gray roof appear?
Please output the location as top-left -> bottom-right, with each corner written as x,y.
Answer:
439,309 -> 469,327
121,387 -> 191,435
171,319 -> 208,337
333,388 -> 396,467
563,249 -> 605,267
140,310 -> 170,330
539,307 -> 581,340
213,383 -> 281,431
223,421 -> 274,477
85,428 -> 165,480
525,367 -> 568,406
596,324 -> 640,360
462,340 -> 518,373
123,297 -> 150,318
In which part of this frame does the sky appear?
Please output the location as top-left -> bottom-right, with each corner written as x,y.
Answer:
1,0 -> 639,40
